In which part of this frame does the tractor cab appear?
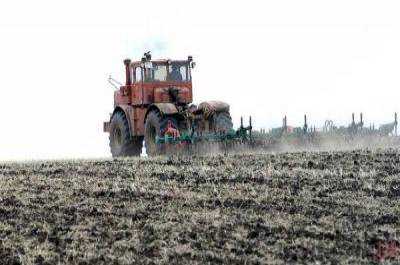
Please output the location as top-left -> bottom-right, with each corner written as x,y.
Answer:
134,60 -> 192,83
127,53 -> 195,105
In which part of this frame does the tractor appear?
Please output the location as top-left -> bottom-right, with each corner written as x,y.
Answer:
104,52 -> 233,157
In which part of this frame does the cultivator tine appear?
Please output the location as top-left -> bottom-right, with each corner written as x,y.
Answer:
360,113 -> 363,126
249,116 -> 253,140
283,115 -> 287,133
304,114 -> 308,133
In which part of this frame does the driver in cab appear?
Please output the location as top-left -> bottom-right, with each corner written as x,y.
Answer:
169,64 -> 182,82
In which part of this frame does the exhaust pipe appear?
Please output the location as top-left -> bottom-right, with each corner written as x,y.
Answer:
123,59 -> 132,86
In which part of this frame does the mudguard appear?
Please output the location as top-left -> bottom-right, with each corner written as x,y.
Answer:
145,103 -> 179,121
198,100 -> 230,118
152,103 -> 179,115
105,104 -> 134,135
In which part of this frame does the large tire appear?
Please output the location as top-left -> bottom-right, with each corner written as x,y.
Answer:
109,112 -> 143,157
210,111 -> 233,132
144,110 -> 177,156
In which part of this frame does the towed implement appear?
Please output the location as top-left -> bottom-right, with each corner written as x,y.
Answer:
251,112 -> 399,150
155,117 -> 254,154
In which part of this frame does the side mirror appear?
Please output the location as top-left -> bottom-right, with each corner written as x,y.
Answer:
190,62 -> 196,68
144,51 -> 152,61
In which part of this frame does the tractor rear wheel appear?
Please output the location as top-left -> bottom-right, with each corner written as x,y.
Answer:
211,111 -> 233,132
109,112 -> 142,157
145,110 -> 178,156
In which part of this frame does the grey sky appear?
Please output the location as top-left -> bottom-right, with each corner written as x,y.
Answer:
0,0 -> 399,159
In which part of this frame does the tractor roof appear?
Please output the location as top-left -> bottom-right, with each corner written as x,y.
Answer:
131,59 -> 189,67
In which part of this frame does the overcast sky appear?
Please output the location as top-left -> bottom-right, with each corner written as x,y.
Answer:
0,0 -> 399,160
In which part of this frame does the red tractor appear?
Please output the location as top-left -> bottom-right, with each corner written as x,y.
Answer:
104,52 -> 233,157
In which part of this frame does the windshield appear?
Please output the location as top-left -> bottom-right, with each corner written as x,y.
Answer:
143,62 -> 190,82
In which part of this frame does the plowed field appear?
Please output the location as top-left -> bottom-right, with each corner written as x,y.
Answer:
1,149 -> 399,264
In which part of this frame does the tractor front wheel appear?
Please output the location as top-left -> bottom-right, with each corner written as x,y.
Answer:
109,112 -> 143,157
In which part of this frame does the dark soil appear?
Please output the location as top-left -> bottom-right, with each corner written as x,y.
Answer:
0,149 -> 399,264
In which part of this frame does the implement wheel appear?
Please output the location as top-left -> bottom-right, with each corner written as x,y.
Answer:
109,112 -> 143,157
145,110 -> 178,156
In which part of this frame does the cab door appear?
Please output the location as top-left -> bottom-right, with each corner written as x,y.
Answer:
131,66 -> 144,105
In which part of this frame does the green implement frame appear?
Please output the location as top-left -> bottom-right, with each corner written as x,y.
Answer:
156,117 -> 253,145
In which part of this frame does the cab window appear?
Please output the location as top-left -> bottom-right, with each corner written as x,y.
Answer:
135,67 -> 142,82
153,65 -> 168,82
144,68 -> 152,82
168,63 -> 189,82
136,63 -> 191,82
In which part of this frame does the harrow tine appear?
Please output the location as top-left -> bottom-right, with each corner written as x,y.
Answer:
360,112 -> 363,125
249,116 -> 253,140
